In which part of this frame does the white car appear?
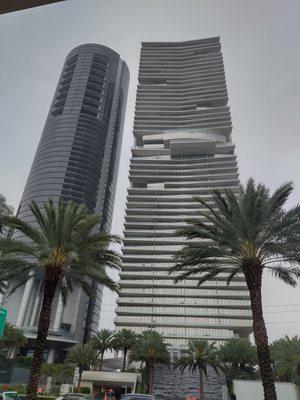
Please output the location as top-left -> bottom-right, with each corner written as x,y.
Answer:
0,392 -> 21,400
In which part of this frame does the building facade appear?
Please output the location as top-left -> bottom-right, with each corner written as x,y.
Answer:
5,44 -> 129,360
0,194 -> 13,306
115,37 -> 252,349
0,194 -> 13,237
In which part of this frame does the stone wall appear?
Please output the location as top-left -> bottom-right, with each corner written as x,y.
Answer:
152,363 -> 227,400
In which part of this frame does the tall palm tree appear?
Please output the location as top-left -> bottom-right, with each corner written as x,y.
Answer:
66,343 -> 97,392
170,179 -> 300,400
174,340 -> 221,400
128,330 -> 170,394
270,335 -> 300,384
0,200 -> 121,400
91,329 -> 114,371
113,329 -> 137,371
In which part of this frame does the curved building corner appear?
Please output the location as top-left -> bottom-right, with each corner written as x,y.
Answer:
5,43 -> 129,361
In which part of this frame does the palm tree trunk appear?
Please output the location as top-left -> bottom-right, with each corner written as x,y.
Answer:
199,368 -> 205,400
147,363 -> 153,394
123,348 -> 127,372
246,271 -> 277,400
99,351 -> 104,371
76,367 -> 83,392
25,276 -> 58,400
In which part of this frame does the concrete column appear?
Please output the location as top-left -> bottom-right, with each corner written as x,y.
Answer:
47,349 -> 56,364
16,273 -> 35,327
53,293 -> 64,332
7,346 -> 18,359
29,281 -> 42,327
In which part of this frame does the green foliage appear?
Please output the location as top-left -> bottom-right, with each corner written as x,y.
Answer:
91,329 -> 114,370
174,340 -> 222,400
0,323 -> 27,364
139,367 -> 147,393
218,338 -> 258,380
0,200 -> 122,397
171,179 -> 300,288
40,362 -> 74,379
15,356 -> 33,369
174,339 -> 222,376
170,179 -> 300,398
92,329 -> 114,353
112,329 -> 137,371
129,330 -> 170,394
19,396 -> 56,400
1,322 -> 27,349
113,328 -> 137,351
66,343 -> 97,371
0,200 -> 122,305
0,384 -> 26,393
129,330 -> 170,368
15,384 -> 27,394
80,387 -> 91,394
270,335 -> 300,384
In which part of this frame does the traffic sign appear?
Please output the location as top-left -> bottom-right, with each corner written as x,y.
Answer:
0,308 -> 7,337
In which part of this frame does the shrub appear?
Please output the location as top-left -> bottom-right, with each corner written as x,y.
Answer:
15,384 -> 27,394
15,356 -> 33,369
80,387 -> 91,394
18,396 -> 56,400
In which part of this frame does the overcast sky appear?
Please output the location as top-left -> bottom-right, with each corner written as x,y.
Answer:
0,0 -> 299,341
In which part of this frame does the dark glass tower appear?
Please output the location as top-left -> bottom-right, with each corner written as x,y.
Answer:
6,44 -> 129,359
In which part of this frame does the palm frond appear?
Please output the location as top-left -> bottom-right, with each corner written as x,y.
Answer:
267,265 -> 300,287
0,215 -> 46,249
0,237 -> 37,257
171,178 -> 300,294
269,182 -> 293,214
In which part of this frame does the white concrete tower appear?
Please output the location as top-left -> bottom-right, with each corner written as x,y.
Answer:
115,37 -> 252,348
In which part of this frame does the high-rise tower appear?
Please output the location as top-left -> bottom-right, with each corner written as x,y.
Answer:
0,194 -> 13,237
115,37 -> 252,349
6,44 -> 129,360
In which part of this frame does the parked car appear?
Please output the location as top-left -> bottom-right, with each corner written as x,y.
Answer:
0,393 -> 20,400
121,395 -> 157,400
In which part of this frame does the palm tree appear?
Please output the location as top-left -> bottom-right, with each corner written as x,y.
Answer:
170,179 -> 300,400
91,329 -> 114,371
270,335 -> 300,384
0,322 -> 27,363
66,343 -> 97,392
2,322 -> 27,359
0,200 -> 121,400
218,338 -> 258,399
218,338 -> 258,380
113,329 -> 137,372
128,330 -> 170,394
174,340 -> 222,400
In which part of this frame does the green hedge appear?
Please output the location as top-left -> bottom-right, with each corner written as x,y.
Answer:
18,396 -> 57,400
0,385 -> 26,394
79,387 -> 90,394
